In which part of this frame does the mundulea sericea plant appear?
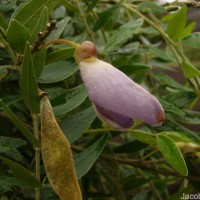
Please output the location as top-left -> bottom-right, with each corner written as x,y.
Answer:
75,41 -> 165,130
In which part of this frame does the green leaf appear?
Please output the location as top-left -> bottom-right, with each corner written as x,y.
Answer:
93,3 -> 120,31
182,32 -> 200,48
159,131 -> 191,143
43,87 -> 66,100
0,137 -> 27,164
33,48 -> 47,79
38,61 -> 78,83
47,17 -> 70,41
60,107 -> 96,143
165,44 -> 181,62
161,12 -> 176,22
113,140 -> 148,154
6,19 -> 30,53
138,2 -> 165,15
0,156 -> 41,188
188,77 -> 200,94
46,47 -> 75,64
0,0 -> 16,12
154,72 -> 186,90
180,22 -> 195,39
0,14 -> 7,30
156,135 -> 188,176
131,191 -> 149,200
0,176 -> 24,193
53,84 -> 88,116
163,91 -> 195,109
20,42 -> 40,114
13,0 -> 62,33
161,99 -> 185,116
86,0 -> 100,11
109,41 -> 140,56
29,6 -> 48,44
172,109 -> 200,125
167,5 -> 187,40
130,130 -> 156,145
0,95 -> 19,105
155,119 -> 200,144
74,134 -> 108,179
150,47 -> 173,62
185,109 -> 200,120
181,60 -> 200,79
61,0 -> 78,13
122,177 -> 150,190
0,136 -> 26,153
0,99 -> 38,146
119,64 -> 151,75
105,19 -> 143,51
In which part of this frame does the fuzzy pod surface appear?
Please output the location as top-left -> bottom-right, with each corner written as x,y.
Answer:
40,94 -> 82,200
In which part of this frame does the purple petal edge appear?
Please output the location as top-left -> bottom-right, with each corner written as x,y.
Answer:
95,103 -> 133,128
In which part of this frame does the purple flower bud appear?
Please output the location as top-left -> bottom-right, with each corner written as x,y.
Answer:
75,41 -> 165,130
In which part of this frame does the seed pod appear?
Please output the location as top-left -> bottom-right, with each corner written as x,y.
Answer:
40,94 -> 82,200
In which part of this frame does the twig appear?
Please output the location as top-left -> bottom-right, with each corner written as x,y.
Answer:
40,39 -> 79,49
188,96 -> 199,110
72,145 -> 200,181
103,155 -> 200,181
31,20 -> 57,54
103,155 -> 165,166
0,67 -> 14,82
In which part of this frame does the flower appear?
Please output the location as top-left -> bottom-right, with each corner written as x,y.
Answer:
75,41 -> 165,130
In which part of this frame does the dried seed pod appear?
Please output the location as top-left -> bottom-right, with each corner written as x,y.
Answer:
40,94 -> 82,200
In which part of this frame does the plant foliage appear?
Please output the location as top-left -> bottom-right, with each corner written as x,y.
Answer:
0,0 -> 200,199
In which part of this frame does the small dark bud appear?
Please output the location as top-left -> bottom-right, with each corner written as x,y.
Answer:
38,32 -> 44,37
51,20 -> 57,26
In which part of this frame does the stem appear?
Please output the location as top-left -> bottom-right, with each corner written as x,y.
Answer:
75,0 -> 94,41
85,128 -> 113,133
170,45 -> 182,65
40,39 -> 80,49
188,96 -> 199,110
142,149 -> 159,160
33,114 -> 41,200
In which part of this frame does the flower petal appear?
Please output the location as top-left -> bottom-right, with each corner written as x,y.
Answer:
79,59 -> 165,126
94,103 -> 133,128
